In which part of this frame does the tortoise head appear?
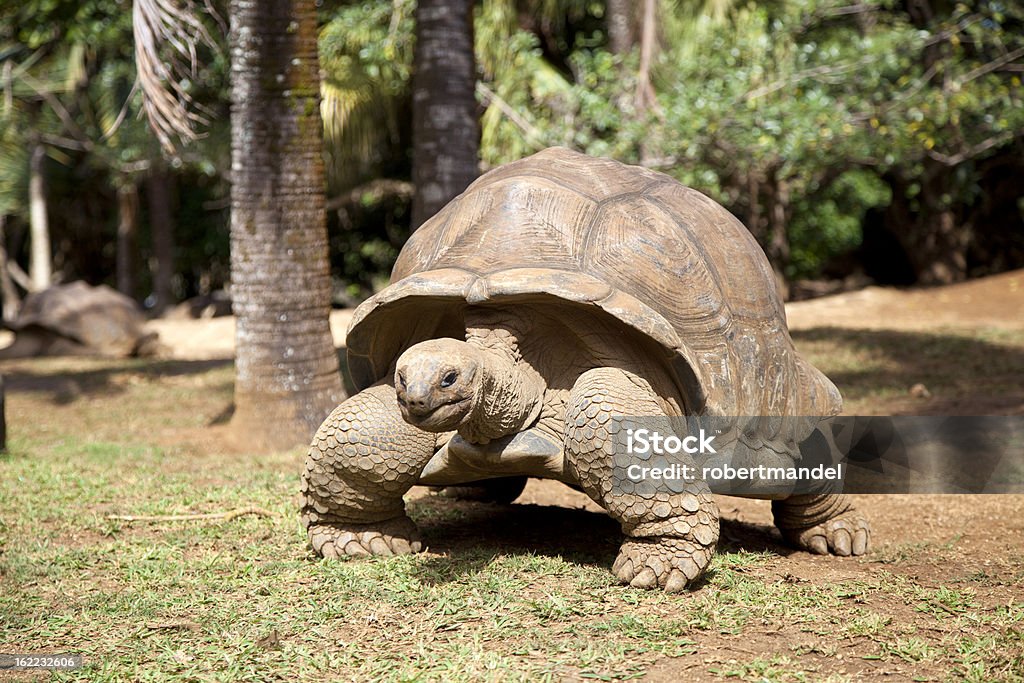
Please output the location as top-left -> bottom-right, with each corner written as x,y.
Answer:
395,338 -> 481,431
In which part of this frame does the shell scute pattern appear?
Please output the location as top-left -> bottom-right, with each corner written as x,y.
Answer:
350,147 -> 840,426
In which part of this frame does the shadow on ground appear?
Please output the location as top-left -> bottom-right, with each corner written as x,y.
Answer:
407,495 -> 790,584
793,327 -> 1024,414
0,358 -> 232,405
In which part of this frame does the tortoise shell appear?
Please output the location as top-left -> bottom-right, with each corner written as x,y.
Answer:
8,281 -> 154,357
347,147 -> 840,423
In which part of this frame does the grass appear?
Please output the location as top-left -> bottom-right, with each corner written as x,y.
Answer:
0,326 -> 1022,681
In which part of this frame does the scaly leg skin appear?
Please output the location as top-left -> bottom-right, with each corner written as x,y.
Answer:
773,493 -> 870,557
300,383 -> 436,559
564,368 -> 719,592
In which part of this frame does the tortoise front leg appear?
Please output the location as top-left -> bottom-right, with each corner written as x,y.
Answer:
300,383 -> 436,558
564,368 -> 719,592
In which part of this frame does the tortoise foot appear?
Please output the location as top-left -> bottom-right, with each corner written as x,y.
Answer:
781,511 -> 871,557
611,537 -> 715,592
308,516 -> 423,559
774,494 -> 870,557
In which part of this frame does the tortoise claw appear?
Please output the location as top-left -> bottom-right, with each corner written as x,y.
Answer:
612,537 -> 714,592
308,517 -> 423,559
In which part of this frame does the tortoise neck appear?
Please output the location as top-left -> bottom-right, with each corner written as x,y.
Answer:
460,306 -> 545,443
463,305 -> 529,364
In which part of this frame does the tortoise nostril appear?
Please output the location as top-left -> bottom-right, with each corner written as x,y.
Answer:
405,397 -> 432,416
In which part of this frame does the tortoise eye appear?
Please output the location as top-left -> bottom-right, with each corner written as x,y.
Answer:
440,370 -> 458,388
397,372 -> 407,389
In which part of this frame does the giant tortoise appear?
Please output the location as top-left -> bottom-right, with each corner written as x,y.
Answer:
300,148 -> 869,591
0,281 -> 159,358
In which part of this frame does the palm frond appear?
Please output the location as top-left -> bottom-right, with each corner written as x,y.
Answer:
321,76 -> 397,189
0,110 -> 29,215
476,0 -> 576,165
318,0 -> 414,190
132,0 -> 221,153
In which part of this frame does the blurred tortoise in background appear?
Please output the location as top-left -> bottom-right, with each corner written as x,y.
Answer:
0,281 -> 160,359
301,148 -> 870,591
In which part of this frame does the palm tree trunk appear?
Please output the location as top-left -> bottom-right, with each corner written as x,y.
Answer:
228,0 -> 345,450
28,142 -> 52,292
410,0 -> 479,229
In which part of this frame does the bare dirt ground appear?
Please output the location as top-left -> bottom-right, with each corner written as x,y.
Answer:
785,269 -> 1024,332
144,309 -> 356,361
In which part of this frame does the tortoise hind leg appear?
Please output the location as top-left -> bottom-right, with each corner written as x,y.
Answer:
773,419 -> 870,556
301,384 -> 436,558
773,494 -> 870,556
564,368 -> 719,592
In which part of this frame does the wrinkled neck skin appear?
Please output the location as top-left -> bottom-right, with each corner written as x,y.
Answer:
460,306 -> 546,444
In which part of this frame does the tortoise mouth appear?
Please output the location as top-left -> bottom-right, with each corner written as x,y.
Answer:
401,396 -> 474,431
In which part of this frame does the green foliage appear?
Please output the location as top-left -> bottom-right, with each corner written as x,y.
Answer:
317,1 -> 417,296
0,0 -> 230,298
476,0 -> 580,163
490,0 -> 1024,279
311,0 -> 1024,285
3,0 -> 1021,295
328,196 -> 411,299
789,170 -> 891,277
0,114 -> 30,216
319,0 -> 415,191
316,0 -> 600,296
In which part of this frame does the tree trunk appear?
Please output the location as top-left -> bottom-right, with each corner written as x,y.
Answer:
883,166 -> 970,285
228,0 -> 345,450
28,142 -> 52,292
606,0 -> 636,55
768,173 -> 791,271
891,0 -> 969,284
147,167 -> 176,315
0,216 -> 20,322
410,0 -> 479,229
635,0 -> 657,113
914,161 -> 970,285
741,167 -> 791,298
117,182 -> 139,300
767,173 -> 792,300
